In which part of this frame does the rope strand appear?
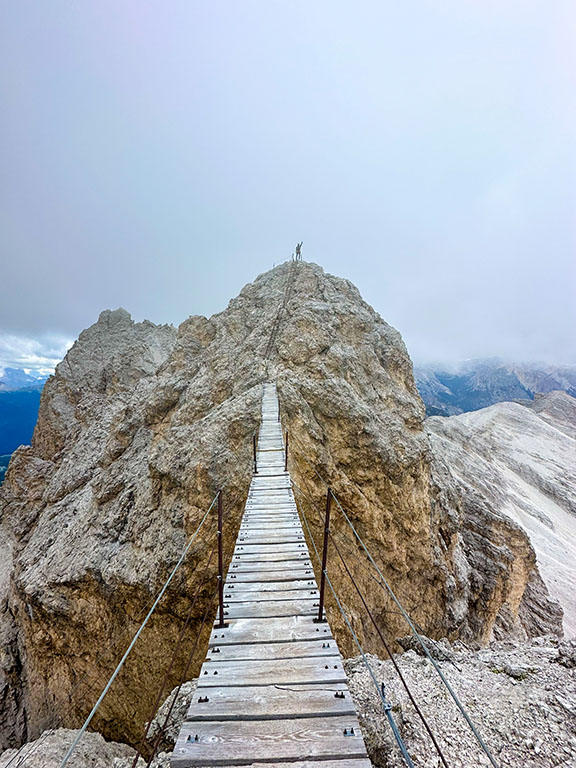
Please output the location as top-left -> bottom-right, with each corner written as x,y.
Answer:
285,434 -> 499,768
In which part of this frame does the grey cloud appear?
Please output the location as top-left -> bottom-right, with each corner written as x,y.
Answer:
1,1 -> 574,366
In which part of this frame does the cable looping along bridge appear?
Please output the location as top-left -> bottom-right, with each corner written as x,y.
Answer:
171,383 -> 372,768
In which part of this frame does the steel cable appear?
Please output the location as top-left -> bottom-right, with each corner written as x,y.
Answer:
295,492 -> 415,768
130,537 -> 219,767
291,480 -> 450,768
144,586 -> 219,767
286,436 -> 499,768
3,523 -> 218,768
59,491 -> 220,768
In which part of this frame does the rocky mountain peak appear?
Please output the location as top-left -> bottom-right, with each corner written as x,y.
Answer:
0,261 -> 563,752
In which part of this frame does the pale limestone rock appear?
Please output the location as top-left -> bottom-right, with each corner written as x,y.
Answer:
0,262 -> 561,754
428,392 -> 575,637
345,636 -> 576,768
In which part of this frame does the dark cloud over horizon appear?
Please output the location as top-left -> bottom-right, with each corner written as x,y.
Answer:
1,1 -> 575,370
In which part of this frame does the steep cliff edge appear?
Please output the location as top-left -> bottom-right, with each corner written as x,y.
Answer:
428,391 -> 576,637
0,261 -> 561,752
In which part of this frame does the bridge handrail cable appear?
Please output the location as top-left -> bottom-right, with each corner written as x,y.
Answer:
296,491 -> 415,768
59,491 -> 221,768
287,432 -> 500,768
291,477 -> 451,768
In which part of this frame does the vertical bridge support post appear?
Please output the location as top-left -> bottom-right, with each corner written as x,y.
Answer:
315,488 -> 332,623
284,431 -> 289,472
216,489 -> 227,628
252,433 -> 258,474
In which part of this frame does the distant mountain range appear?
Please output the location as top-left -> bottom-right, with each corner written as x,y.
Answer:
415,359 -> 576,416
0,367 -> 48,392
0,367 -> 49,462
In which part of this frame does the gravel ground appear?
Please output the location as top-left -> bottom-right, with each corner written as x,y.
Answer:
344,636 -> 576,768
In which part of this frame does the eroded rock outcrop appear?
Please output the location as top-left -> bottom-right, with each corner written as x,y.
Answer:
0,262 -> 561,753
428,392 -> 576,637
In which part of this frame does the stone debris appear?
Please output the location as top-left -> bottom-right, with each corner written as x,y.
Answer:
344,636 -> 576,768
428,392 -> 576,638
0,728 -> 133,768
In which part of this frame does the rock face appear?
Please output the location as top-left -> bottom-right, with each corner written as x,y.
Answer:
428,391 -> 576,638
0,262 -> 562,752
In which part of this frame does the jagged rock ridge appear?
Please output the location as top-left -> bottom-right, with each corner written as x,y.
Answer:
428,391 -> 576,637
0,262 -> 562,753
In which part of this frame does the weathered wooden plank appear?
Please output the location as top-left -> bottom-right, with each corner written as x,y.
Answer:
247,491 -> 292,497
246,498 -> 294,503
240,522 -> 300,531
249,487 -> 291,493
226,568 -> 312,583
246,501 -> 294,508
223,598 -> 318,620
239,528 -> 300,537
241,515 -> 298,522
237,534 -> 304,545
185,683 -> 351,721
242,519 -> 300,526
218,761 -> 372,768
237,535 -> 303,545
230,551 -> 310,563
240,521 -> 299,528
225,580 -> 316,593
225,589 -> 318,603
198,657 -> 345,687
228,560 -> 313,573
234,542 -> 306,554
206,639 -> 338,662
248,486 -> 292,498
242,510 -> 297,516
249,488 -> 291,494
211,616 -> 334,645
245,499 -> 296,504
172,717 -> 367,766
237,522 -> 304,544
241,514 -> 298,521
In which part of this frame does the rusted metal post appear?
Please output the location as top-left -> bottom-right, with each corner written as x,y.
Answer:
284,431 -> 289,472
315,488 -> 332,623
216,490 -> 227,627
253,433 -> 258,474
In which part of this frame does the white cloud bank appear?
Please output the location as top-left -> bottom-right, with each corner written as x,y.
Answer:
0,334 -> 74,376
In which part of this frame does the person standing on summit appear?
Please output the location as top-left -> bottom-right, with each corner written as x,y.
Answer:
295,241 -> 303,260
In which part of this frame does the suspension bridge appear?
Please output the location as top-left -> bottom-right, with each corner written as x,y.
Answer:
4,260 -> 501,768
171,383 -> 371,767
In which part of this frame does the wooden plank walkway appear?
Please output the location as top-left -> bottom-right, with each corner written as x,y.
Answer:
171,383 -> 371,768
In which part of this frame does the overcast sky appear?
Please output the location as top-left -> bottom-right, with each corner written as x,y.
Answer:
1,1 -> 575,372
